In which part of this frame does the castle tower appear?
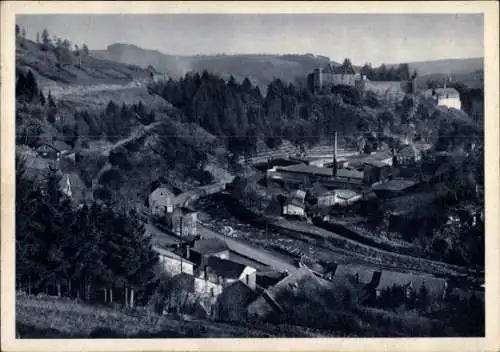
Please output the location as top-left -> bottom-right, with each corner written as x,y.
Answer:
313,67 -> 322,92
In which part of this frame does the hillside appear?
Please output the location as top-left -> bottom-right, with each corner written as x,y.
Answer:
16,37 -> 228,207
406,57 -> 483,77
91,43 -> 335,88
17,39 -> 153,93
16,294 -> 338,338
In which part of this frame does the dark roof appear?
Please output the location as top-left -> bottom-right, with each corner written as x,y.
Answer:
277,163 -> 334,177
336,168 -> 364,180
322,63 -> 357,75
333,264 -> 376,285
434,88 -> 460,98
308,183 -> 330,197
37,140 -> 71,152
373,179 -> 418,192
376,270 -> 448,297
192,238 -> 229,255
206,256 -> 248,279
397,144 -> 420,158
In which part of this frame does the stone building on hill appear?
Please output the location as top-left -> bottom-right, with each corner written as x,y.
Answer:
308,62 -> 365,92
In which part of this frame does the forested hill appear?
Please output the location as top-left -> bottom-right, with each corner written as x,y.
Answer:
91,43 -> 335,88
16,36 -> 153,93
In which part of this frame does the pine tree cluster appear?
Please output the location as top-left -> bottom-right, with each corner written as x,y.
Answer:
16,155 -> 159,306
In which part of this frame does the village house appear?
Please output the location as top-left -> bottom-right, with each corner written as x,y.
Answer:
371,270 -> 449,301
36,140 -> 71,160
283,190 -> 307,217
165,272 -> 223,317
372,178 -> 419,198
149,185 -> 174,217
430,87 -> 462,110
153,246 -> 195,276
189,238 -> 230,265
197,255 -> 257,291
170,207 -> 198,238
396,144 -> 421,166
310,186 -> 362,208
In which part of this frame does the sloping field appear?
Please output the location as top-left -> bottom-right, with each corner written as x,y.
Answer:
16,294 -> 339,338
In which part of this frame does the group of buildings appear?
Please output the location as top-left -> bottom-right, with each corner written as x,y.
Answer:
307,62 -> 462,111
267,132 -> 426,219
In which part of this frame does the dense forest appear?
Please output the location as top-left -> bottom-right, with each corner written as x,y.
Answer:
148,71 -> 394,157
15,154 -> 159,306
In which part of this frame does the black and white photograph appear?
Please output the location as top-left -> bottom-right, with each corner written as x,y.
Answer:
1,1 -> 499,351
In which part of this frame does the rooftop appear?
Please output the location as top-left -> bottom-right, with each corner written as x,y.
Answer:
153,246 -> 196,265
335,189 -> 361,200
332,264 -> 376,285
206,256 -> 248,279
372,178 -> 418,192
433,88 -> 460,98
397,144 -> 420,158
322,63 -> 358,75
376,270 -> 448,296
192,238 -> 229,255
277,163 -> 334,177
335,168 -> 364,180
37,140 -> 71,152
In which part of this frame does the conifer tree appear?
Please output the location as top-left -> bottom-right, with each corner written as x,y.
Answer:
25,70 -> 39,102
41,29 -> 50,51
39,90 -> 46,106
16,72 -> 27,100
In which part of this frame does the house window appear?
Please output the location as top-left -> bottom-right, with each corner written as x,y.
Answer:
210,287 -> 214,297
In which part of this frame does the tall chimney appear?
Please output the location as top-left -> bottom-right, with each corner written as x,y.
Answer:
333,131 -> 338,176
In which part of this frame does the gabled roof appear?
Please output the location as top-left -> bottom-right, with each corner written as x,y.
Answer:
335,189 -> 361,200
192,238 -> 229,255
434,88 -> 460,98
322,63 -> 335,74
37,140 -> 71,152
375,270 -> 448,297
332,264 -> 376,285
153,246 -> 196,265
372,178 -> 418,192
150,186 -> 174,198
397,144 -> 420,158
206,256 -> 249,279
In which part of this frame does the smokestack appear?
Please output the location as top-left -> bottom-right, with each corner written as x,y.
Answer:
333,131 -> 338,176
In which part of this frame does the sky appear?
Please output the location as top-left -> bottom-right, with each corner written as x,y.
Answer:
16,14 -> 483,66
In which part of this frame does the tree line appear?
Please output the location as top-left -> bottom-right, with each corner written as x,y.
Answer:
360,62 -> 416,82
149,71 -> 384,158
16,25 -> 90,67
16,155 -> 159,307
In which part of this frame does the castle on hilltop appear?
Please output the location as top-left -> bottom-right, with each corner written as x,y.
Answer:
308,62 -> 366,92
307,61 -> 418,96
